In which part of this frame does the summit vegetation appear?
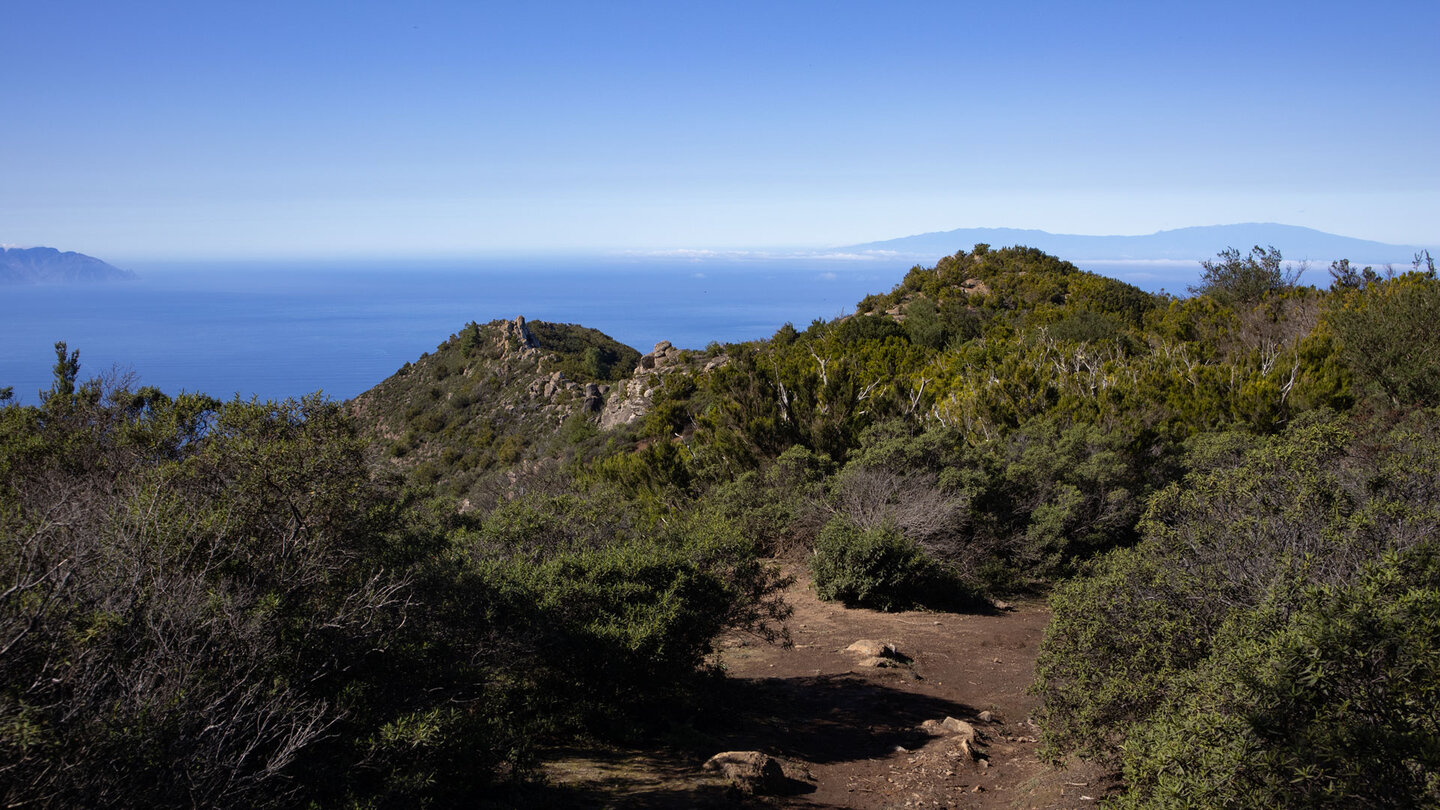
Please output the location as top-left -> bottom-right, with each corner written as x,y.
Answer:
3,244 -> 1437,807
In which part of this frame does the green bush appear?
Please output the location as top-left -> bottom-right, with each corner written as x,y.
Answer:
450,495 -> 790,735
1033,410 -> 1440,805
1115,552 -> 1440,808
1326,271 -> 1440,408
810,517 -> 947,611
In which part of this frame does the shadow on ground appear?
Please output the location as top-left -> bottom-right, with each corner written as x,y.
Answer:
508,672 -> 979,808
701,672 -> 977,765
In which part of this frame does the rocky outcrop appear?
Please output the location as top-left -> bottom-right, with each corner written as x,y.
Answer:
497,315 -> 540,356
582,383 -> 604,413
598,340 -> 686,430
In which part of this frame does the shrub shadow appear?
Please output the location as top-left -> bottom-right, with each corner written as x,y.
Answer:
698,672 -> 978,765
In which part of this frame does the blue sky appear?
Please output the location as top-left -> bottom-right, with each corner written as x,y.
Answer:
3,0 -> 1437,260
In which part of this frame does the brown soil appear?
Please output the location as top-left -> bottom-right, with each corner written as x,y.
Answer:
530,565 -> 1114,809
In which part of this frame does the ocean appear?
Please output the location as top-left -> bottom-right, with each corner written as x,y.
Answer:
0,255 -> 1201,405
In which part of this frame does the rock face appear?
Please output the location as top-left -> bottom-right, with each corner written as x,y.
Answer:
0,246 -> 135,284
598,340 -> 686,430
581,383 -> 604,413
498,315 -> 540,354
701,751 -> 787,795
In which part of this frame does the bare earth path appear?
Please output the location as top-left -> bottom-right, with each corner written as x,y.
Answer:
536,565 -> 1111,809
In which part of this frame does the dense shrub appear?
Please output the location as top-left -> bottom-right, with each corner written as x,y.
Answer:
1189,245 -> 1302,305
699,444 -> 832,556
1033,409 -> 1440,805
1,357 -> 791,808
0,391 -> 435,808
810,517 -> 961,611
1114,551 -> 1440,808
1326,270 -> 1440,408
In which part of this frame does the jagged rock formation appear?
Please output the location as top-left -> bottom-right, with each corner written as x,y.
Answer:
599,340 -> 687,430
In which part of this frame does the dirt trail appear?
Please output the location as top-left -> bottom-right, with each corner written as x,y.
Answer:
537,566 -> 1111,809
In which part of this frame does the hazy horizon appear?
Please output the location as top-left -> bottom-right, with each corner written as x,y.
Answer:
11,221 -> 1437,269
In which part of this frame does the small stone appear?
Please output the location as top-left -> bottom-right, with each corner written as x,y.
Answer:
978,710 -> 995,723
857,656 -> 898,668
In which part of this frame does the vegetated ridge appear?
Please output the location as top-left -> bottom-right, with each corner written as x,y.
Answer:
4,242 -> 1437,808
0,245 -> 136,284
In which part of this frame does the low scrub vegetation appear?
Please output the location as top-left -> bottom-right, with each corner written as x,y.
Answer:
6,245 -> 1438,806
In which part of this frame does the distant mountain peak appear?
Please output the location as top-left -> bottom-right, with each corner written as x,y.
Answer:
0,246 -> 136,284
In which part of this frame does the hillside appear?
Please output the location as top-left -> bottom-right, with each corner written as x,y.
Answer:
350,315 -> 651,506
343,242 -> 1438,805
5,242 -> 1437,808
0,245 -> 136,283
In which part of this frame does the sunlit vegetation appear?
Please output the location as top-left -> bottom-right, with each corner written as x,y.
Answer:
5,244 -> 1438,806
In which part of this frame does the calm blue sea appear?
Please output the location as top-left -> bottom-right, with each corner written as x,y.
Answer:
0,255 -> 1199,405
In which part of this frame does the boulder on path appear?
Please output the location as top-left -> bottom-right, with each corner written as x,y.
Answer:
845,639 -> 903,659
919,716 -> 985,761
702,751 -> 787,795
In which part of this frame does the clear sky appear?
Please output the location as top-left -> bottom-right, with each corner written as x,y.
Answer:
3,0 -> 1437,260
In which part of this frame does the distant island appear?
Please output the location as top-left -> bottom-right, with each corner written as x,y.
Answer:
0,246 -> 135,284
842,223 -> 1430,265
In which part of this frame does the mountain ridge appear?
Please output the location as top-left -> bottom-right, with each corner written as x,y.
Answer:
842,222 -> 1429,265
0,246 -> 136,284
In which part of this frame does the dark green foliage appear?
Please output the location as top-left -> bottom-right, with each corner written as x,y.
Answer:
903,297 -> 946,349
699,444 -> 833,556
457,320 -> 482,355
1190,245 -> 1302,305
1326,271 -> 1440,408
527,320 -> 641,382
639,373 -> 698,440
1114,552 -> 1440,808
449,491 -> 790,733
838,417 -> 1154,594
1046,310 -> 1122,344
1034,410 -> 1440,805
47,340 -> 79,401
810,517 -> 960,611
0,388 -> 434,808
829,312 -> 909,344
1327,257 -> 1384,291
